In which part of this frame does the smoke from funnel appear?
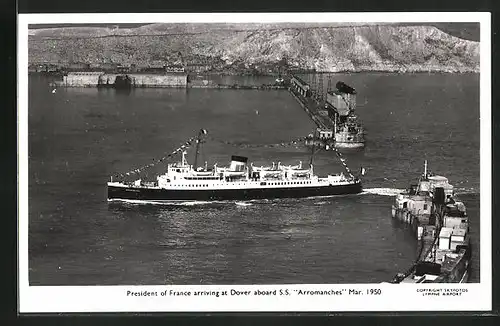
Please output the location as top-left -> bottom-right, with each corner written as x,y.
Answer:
336,81 -> 356,94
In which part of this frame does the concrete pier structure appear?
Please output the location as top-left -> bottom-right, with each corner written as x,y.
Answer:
60,72 -> 188,88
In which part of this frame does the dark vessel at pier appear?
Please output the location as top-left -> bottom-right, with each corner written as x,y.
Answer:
389,161 -> 471,283
324,82 -> 365,149
290,76 -> 365,150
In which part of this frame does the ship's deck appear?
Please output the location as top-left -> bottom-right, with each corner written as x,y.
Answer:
109,176 -> 359,190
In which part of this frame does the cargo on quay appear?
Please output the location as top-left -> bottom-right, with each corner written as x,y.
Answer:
107,129 -> 362,202
389,161 -> 471,284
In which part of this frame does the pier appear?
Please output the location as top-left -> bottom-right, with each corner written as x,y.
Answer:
189,84 -> 286,90
51,71 -> 288,90
288,86 -> 332,130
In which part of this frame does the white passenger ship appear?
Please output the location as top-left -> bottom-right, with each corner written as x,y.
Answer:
107,130 -> 362,202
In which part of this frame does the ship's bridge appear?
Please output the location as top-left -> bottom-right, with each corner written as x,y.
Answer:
425,175 -> 454,197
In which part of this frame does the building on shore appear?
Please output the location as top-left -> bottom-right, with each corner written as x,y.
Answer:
186,63 -> 211,73
165,64 -> 186,73
88,62 -> 119,72
29,62 -> 61,73
65,62 -> 92,71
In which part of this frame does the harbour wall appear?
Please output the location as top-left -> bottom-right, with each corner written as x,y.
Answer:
57,72 -> 285,89
129,74 -> 187,88
62,72 -> 101,87
60,72 -> 188,88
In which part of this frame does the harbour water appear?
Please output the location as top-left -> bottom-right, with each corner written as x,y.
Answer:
27,73 -> 480,285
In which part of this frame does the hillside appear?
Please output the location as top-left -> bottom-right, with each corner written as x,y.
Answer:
28,23 -> 480,73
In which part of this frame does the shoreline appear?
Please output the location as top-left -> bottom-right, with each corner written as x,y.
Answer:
29,69 -> 480,78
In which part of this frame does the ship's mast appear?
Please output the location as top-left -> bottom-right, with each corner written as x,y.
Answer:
181,151 -> 187,166
309,129 -> 316,166
333,108 -> 337,134
193,129 -> 207,170
424,160 -> 428,179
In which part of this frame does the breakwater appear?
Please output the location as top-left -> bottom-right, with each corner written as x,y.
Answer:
53,71 -> 287,90
57,72 -> 188,88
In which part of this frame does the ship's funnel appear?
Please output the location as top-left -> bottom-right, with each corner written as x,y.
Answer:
433,187 -> 445,206
230,155 -> 248,172
336,81 -> 356,94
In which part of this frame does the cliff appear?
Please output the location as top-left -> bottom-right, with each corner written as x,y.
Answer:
28,23 -> 480,73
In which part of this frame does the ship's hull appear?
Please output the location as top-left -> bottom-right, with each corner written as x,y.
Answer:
108,181 -> 362,202
304,138 -> 365,150
334,141 -> 365,149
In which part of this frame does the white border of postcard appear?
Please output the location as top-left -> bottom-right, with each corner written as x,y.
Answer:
18,12 -> 492,313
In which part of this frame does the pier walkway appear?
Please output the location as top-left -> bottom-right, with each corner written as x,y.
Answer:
288,87 -> 333,130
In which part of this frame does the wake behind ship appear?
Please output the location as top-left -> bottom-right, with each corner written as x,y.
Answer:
107,129 -> 362,202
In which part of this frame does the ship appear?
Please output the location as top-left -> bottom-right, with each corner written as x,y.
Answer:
302,81 -> 365,150
325,82 -> 365,149
107,129 -> 362,202
389,161 -> 471,283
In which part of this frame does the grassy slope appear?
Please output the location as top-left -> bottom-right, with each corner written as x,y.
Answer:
28,23 -> 480,73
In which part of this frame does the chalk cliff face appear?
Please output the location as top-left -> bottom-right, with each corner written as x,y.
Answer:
28,23 -> 480,73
